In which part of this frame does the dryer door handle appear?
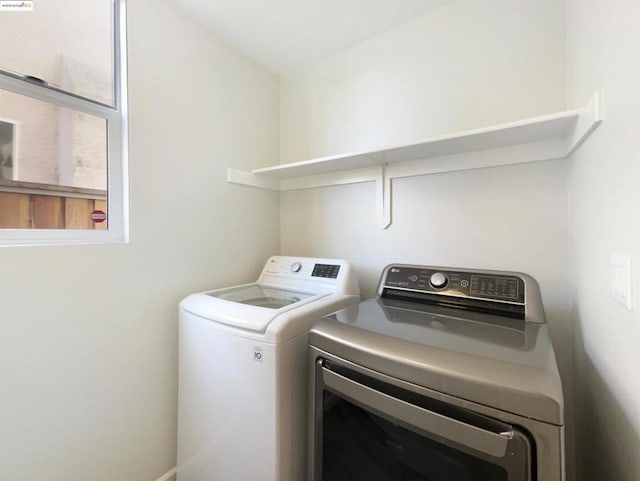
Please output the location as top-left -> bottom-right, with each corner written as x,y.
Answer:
322,367 -> 513,458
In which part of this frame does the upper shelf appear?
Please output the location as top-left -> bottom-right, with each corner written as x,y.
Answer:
228,92 -> 601,191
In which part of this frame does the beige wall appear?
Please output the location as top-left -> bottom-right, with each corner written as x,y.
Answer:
566,0 -> 640,480
4,1 -> 639,480
279,0 -> 565,164
278,0 -> 576,476
0,1 -> 280,480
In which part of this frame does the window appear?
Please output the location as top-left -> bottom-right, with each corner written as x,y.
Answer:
0,119 -> 16,180
0,0 -> 128,245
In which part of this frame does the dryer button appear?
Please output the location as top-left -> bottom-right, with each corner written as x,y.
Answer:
430,272 -> 448,289
291,262 -> 302,273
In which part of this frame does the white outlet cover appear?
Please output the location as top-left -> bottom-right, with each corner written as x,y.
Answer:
611,253 -> 633,311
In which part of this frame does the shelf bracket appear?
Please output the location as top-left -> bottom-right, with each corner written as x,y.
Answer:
566,91 -> 602,155
376,166 -> 391,229
227,168 -> 280,191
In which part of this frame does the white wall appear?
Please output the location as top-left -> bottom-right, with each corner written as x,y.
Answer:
280,0 -> 565,163
566,0 -> 640,480
0,1 -> 280,480
279,0 -> 577,477
5,1 -> 635,480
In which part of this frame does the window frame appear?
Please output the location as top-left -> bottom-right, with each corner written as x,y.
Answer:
0,0 -> 128,246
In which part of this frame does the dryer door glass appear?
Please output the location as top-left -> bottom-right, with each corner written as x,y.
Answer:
207,284 -> 313,309
312,360 -> 532,481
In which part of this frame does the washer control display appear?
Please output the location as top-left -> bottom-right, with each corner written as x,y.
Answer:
312,264 -> 341,279
384,266 -> 524,304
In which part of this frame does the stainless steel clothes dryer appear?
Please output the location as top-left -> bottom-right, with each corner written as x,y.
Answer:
308,264 -> 564,481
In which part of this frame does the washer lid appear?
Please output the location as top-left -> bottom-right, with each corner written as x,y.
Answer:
311,298 -> 564,425
207,284 -> 314,309
180,283 -> 332,333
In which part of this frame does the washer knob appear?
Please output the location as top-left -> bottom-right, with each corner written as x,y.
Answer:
430,272 -> 448,289
290,262 -> 302,273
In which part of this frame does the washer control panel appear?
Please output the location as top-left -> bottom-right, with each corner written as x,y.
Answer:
383,266 -> 525,304
311,263 -> 341,279
252,256 -> 360,296
263,257 -> 340,278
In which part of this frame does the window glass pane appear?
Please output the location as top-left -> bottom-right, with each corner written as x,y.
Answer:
0,89 -> 108,230
0,1 -> 114,105
0,119 -> 15,180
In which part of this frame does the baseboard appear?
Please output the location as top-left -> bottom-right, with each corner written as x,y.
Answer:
154,466 -> 176,481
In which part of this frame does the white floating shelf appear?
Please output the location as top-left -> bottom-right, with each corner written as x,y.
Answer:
229,92 -> 601,228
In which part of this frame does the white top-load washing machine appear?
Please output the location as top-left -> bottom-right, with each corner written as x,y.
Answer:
177,256 -> 360,481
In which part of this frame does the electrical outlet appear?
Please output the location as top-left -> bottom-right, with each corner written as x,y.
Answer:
611,253 -> 633,311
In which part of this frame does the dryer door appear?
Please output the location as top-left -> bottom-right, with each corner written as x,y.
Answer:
311,358 -> 533,481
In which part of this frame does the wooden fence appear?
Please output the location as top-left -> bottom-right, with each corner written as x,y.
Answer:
0,180 -> 107,230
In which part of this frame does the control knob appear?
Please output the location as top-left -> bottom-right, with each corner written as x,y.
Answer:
290,262 -> 302,273
429,272 -> 448,289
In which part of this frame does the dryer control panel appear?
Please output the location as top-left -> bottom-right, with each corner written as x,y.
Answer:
382,266 -> 525,304
376,264 -> 545,322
